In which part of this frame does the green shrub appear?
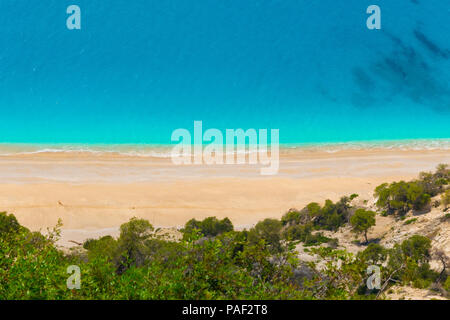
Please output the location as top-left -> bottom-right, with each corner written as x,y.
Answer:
248,218 -> 283,253
282,223 -> 312,241
0,211 -> 23,237
444,277 -> 450,292
375,181 -> 430,215
401,235 -> 431,263
404,218 -> 418,225
358,243 -> 387,264
281,209 -> 302,226
182,216 -> 233,239
83,235 -> 118,260
303,233 -> 334,247
350,209 -> 376,243
385,235 -> 438,289
282,196 -> 356,232
375,165 -> 448,216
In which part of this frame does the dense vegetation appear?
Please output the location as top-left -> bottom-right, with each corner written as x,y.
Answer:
0,165 -> 448,300
374,164 -> 449,216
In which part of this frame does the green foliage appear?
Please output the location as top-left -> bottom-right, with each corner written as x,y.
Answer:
0,214 -> 308,300
350,209 -> 376,243
83,235 -> 118,260
115,217 -> 155,272
281,209 -> 303,226
303,233 -> 335,247
1,211 -> 445,300
248,218 -> 282,253
306,247 -> 368,299
279,195 -> 356,250
444,277 -> 450,292
0,221 -> 71,299
282,223 -> 335,247
375,181 -> 430,215
400,235 -> 431,263
315,198 -> 351,231
281,196 -> 354,233
358,243 -> 387,265
375,165 -> 448,216
282,223 -> 312,241
182,217 -> 233,240
0,211 -> 23,237
385,235 -> 438,289
403,218 -> 418,225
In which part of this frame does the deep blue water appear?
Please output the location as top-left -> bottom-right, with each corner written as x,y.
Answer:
0,0 -> 449,145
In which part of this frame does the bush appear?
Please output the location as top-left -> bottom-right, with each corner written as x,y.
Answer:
248,218 -> 283,253
385,235 -> 438,289
400,235 -> 431,263
182,217 -> 233,239
282,223 -> 312,241
281,209 -> 303,226
376,165 -> 448,216
404,218 -> 418,225
115,217 -> 155,273
444,277 -> 450,292
374,181 -> 430,215
83,235 -> 118,260
350,209 -> 376,244
303,233 -> 335,247
282,197 -> 354,232
0,211 -> 23,237
358,243 -> 387,264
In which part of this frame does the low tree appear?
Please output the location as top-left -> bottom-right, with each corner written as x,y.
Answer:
182,216 -> 233,239
248,218 -> 282,253
116,217 -> 154,272
350,209 -> 376,244
400,235 -> 431,264
374,181 -> 431,215
0,211 -> 22,237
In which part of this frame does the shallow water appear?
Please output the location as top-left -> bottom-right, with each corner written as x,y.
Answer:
0,0 -> 449,144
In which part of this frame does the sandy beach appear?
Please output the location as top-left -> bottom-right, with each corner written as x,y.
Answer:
0,147 -> 448,246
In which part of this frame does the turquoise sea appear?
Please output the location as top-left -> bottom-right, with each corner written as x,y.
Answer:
0,0 -> 449,151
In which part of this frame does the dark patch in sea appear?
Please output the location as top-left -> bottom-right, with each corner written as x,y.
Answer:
350,67 -> 377,108
413,29 -> 449,59
352,67 -> 375,92
349,30 -> 450,113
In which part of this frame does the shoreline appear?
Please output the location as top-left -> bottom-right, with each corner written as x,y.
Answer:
0,138 -> 448,157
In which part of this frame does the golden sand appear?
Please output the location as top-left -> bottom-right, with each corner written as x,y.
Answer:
0,148 -> 448,246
